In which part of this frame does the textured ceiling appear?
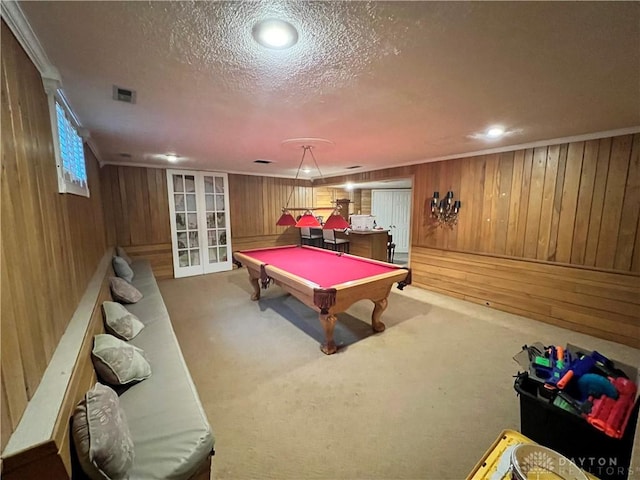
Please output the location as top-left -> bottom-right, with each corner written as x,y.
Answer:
14,1 -> 640,181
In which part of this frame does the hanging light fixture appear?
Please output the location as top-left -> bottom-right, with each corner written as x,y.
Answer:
276,139 -> 350,230
322,209 -> 350,229
275,210 -> 296,226
296,210 -> 322,228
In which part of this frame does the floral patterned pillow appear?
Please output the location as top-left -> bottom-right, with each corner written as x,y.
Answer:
72,383 -> 134,480
91,334 -> 151,385
102,301 -> 145,340
109,277 -> 143,304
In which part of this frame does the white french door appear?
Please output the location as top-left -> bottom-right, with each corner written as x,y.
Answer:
167,170 -> 232,278
371,189 -> 411,253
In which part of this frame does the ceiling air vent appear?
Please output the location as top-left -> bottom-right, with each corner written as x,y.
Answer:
118,152 -> 132,158
112,85 -> 136,104
254,159 -> 273,164
346,165 -> 362,169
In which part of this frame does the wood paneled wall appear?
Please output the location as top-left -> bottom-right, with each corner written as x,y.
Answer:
411,135 -> 640,270
100,165 -> 173,279
359,189 -> 372,214
312,186 -> 352,216
313,186 -> 336,210
229,175 -> 311,250
322,134 -> 639,347
228,174 -> 315,249
323,136 -> 639,271
1,22 -> 107,450
411,247 -> 639,347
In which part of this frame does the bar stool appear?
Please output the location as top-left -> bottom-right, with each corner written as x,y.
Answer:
387,234 -> 396,263
322,229 -> 350,253
300,227 -> 323,247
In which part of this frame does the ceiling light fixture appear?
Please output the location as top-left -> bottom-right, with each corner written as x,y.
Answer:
276,139 -> 350,230
252,19 -> 298,50
467,125 -> 519,142
486,126 -> 506,139
166,153 -> 178,163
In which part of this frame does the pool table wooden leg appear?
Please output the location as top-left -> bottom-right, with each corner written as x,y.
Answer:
248,274 -> 261,301
371,298 -> 388,332
319,313 -> 337,355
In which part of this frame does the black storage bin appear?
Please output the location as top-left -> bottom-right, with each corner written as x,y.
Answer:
514,374 -> 639,480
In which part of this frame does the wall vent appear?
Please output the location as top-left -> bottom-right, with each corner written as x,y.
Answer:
254,159 -> 273,164
112,85 -> 136,104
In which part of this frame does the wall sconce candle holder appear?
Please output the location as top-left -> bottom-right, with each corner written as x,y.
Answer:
430,191 -> 461,228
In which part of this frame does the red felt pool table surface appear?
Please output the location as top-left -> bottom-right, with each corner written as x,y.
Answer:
238,245 -> 400,287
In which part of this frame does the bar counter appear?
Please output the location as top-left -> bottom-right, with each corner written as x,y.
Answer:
336,229 -> 389,262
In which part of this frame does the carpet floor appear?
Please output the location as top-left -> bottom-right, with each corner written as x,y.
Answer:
158,268 -> 640,480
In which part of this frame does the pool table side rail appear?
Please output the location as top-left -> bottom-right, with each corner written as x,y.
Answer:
235,244 -> 398,268
298,245 -> 404,268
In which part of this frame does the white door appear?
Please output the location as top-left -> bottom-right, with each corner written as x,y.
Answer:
167,170 -> 232,278
372,190 -> 394,231
372,189 -> 411,253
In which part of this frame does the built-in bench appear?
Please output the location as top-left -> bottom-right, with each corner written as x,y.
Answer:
1,250 -> 214,479
116,258 -> 214,479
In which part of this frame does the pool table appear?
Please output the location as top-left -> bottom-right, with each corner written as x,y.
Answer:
232,245 -> 411,354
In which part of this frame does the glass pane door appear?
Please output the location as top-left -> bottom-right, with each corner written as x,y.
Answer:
201,173 -> 232,273
168,172 -> 203,277
167,170 -> 232,277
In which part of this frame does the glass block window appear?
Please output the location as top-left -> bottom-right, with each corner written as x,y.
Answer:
53,98 -> 89,197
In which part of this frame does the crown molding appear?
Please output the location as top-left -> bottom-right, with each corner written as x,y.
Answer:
85,139 -> 105,167
1,3 -> 105,166
1,1 -> 60,80
320,126 -> 640,181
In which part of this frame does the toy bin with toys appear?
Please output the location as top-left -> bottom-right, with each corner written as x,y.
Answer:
513,343 -> 639,480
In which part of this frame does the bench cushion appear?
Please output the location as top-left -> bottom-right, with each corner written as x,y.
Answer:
121,260 -> 214,479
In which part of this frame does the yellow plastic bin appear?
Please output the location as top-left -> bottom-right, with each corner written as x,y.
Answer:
466,429 -> 600,480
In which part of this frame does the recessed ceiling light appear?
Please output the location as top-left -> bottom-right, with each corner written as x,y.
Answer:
486,126 -> 506,138
467,126 -> 522,142
302,168 -> 311,174
166,153 -> 178,163
252,19 -> 298,50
